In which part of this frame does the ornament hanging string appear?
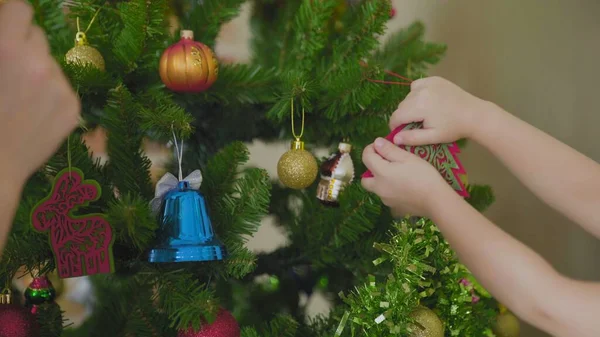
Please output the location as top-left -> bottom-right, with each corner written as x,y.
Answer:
366,69 -> 413,86
75,7 -> 103,46
171,124 -> 184,181
76,7 -> 102,34
67,135 -> 72,178
67,86 -> 84,179
290,97 -> 305,141
360,61 -> 414,86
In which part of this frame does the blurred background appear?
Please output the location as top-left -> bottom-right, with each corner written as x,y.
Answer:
76,1 -> 600,336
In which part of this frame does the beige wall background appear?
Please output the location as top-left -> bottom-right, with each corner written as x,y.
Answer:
395,2 -> 600,336
214,1 -> 600,336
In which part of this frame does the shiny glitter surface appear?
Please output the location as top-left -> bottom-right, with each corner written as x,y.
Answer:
65,45 -> 106,71
493,312 -> 520,337
277,149 -> 318,189
0,305 -> 40,337
178,309 -> 240,337
408,307 -> 444,337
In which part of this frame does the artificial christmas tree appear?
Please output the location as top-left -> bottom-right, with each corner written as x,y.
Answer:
2,0 -> 518,336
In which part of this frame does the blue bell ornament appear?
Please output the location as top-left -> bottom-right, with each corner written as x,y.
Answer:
148,170 -> 226,263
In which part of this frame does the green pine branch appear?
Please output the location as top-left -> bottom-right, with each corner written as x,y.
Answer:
2,170 -> 57,283
184,0 -> 246,47
217,168 -> 271,246
195,63 -> 279,105
123,304 -> 169,337
374,21 -> 447,76
156,270 -> 219,331
107,193 -> 157,253
60,61 -> 115,96
138,88 -> 195,141
289,0 -> 338,71
130,0 -> 170,77
241,315 -> 299,337
36,303 -> 65,337
224,244 -> 257,279
202,141 -> 251,199
65,274 -> 169,337
265,70 -> 317,121
325,0 -> 391,77
330,184 -> 381,247
112,0 -> 151,73
0,231 -> 53,286
319,63 -> 387,121
103,84 -> 154,200
30,0 -> 72,56
249,0 -> 301,69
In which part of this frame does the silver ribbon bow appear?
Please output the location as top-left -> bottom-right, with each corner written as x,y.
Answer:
149,169 -> 203,214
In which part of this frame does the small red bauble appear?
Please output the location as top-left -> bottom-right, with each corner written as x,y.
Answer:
0,304 -> 40,337
178,309 -> 240,337
390,7 -> 397,18
159,30 -> 219,93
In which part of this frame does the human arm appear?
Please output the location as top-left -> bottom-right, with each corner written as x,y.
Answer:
0,175 -> 24,254
430,183 -> 600,337
389,76 -> 600,239
0,1 -> 80,252
362,139 -> 600,337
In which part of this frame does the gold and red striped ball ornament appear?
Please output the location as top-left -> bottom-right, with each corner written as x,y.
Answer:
159,30 -> 219,92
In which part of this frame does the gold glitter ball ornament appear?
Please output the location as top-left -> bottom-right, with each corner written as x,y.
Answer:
408,306 -> 444,337
277,139 -> 318,190
65,32 -> 105,71
493,310 -> 520,337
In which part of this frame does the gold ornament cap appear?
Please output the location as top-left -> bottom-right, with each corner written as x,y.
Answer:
291,138 -> 305,150
181,30 -> 194,40
0,289 -> 11,305
75,32 -> 88,46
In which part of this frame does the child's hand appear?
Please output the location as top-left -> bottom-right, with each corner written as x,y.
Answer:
361,138 -> 451,217
389,76 -> 489,145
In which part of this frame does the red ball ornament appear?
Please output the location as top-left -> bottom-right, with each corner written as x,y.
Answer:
390,7 -> 396,18
159,30 -> 219,93
178,309 -> 240,337
0,305 -> 40,337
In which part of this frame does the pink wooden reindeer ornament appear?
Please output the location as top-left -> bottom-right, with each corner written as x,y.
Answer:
31,168 -> 115,278
363,123 -> 470,198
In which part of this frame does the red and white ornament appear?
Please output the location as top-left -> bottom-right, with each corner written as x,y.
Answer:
317,142 -> 355,206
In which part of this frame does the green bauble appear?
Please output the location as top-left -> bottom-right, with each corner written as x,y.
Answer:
493,311 -> 520,337
408,306 -> 444,337
24,276 -> 56,308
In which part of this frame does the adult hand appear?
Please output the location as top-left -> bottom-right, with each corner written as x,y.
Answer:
0,0 -> 80,184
